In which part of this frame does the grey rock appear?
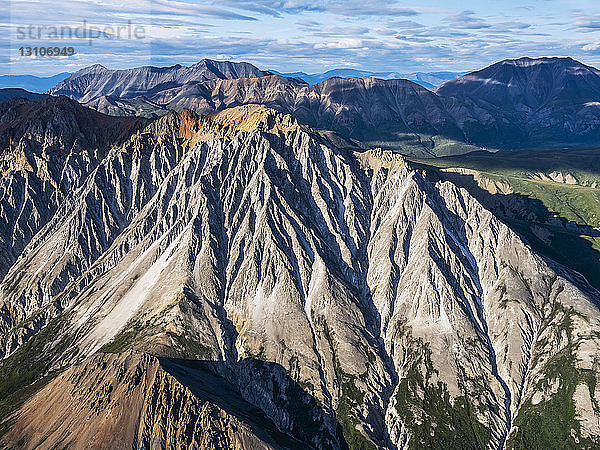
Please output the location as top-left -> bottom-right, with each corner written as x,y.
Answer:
1,104 -> 600,449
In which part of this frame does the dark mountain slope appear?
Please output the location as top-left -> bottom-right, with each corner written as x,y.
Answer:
437,57 -> 600,147
47,59 -> 275,103
0,88 -> 48,103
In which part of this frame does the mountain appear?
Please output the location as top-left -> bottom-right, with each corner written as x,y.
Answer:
273,68 -> 379,85
272,69 -> 464,89
0,96 -> 147,283
0,73 -> 70,93
409,146 -> 600,292
47,60 -> 275,103
46,57 -> 600,153
436,57 -> 600,147
400,71 -> 467,89
48,65 -> 473,157
2,351 -> 306,448
178,75 -> 467,150
0,88 -> 48,103
1,101 -> 600,448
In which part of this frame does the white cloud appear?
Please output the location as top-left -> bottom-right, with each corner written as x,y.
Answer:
582,42 -> 600,51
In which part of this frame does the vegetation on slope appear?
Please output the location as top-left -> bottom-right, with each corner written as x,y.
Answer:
507,305 -> 600,449
0,316 -> 73,436
394,336 -> 490,450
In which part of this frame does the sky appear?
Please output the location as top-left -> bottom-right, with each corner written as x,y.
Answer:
1,0 -> 600,76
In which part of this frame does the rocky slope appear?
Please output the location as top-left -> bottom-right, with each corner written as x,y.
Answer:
0,96 -> 146,283
1,103 -> 600,449
2,351 -> 295,449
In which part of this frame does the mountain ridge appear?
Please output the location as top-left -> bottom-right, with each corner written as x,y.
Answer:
47,59 -> 275,103
45,56 -> 600,153
272,68 -> 465,89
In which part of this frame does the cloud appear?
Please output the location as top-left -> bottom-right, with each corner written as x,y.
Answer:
7,0 -> 258,28
386,20 -> 426,29
314,38 -> 365,49
573,13 -> 600,30
213,0 -> 324,17
4,0 -> 600,78
582,41 -> 600,51
372,27 -> 398,36
302,24 -> 371,37
215,0 -> 418,17
296,18 -> 320,27
149,0 -> 257,20
395,35 -> 433,43
490,22 -> 531,31
327,2 -> 418,17
443,10 -> 492,30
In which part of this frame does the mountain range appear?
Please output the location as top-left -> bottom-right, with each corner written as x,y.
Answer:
1,56 -> 600,449
0,68 -> 458,95
271,69 -> 464,89
45,57 -> 600,153
0,73 -> 71,93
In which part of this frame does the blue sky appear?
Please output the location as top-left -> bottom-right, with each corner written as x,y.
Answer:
2,0 -> 600,76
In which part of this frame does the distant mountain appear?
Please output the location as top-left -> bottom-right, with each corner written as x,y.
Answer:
45,56 -> 600,153
402,71 -> 467,89
272,69 -> 464,88
47,60 -> 274,102
273,68 -> 377,85
436,57 -> 600,147
49,66 -> 471,156
0,73 -> 70,93
0,88 -> 48,103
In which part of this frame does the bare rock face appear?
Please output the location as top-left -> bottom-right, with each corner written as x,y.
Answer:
0,97 -> 148,354
0,96 -> 146,280
1,103 -> 600,449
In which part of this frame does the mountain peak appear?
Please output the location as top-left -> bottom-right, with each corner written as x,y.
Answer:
464,56 -> 600,76
48,59 -> 274,102
192,58 -> 273,79
505,55 -> 571,64
75,63 -> 109,75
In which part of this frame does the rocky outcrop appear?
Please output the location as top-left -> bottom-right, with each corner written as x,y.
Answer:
0,96 -> 147,282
